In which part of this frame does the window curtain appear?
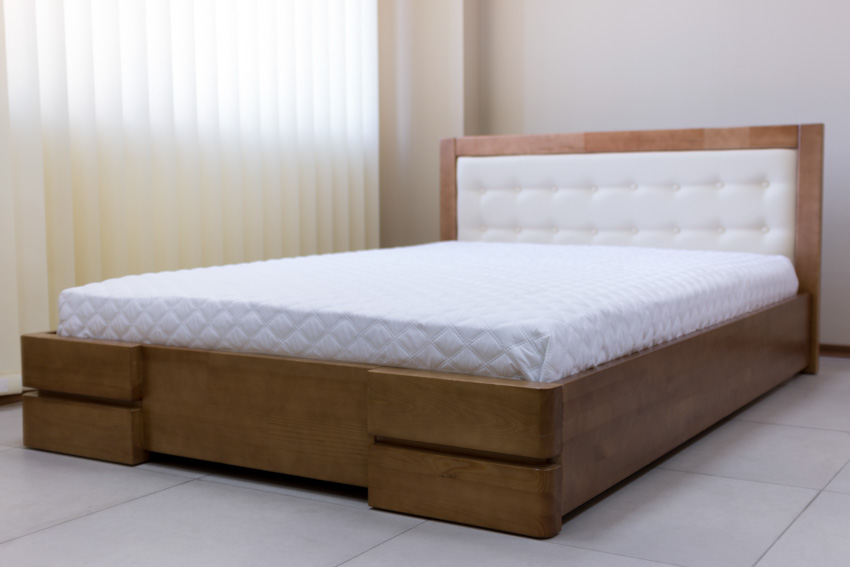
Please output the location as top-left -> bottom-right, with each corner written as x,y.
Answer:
0,0 -> 379,395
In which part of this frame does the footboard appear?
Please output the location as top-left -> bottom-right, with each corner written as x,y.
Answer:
21,331 -> 567,538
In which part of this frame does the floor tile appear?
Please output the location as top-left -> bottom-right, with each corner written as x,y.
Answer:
735,380 -> 850,432
660,420 -> 850,488
813,355 -> 850,371
786,357 -> 850,391
553,468 -> 815,567
0,403 -> 22,447
0,449 -> 188,543
826,460 -> 850,495
344,521 -> 673,567
203,465 -> 369,510
756,492 -> 850,567
0,479 -> 421,567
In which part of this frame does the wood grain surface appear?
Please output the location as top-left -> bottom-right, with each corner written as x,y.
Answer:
21,332 -> 143,400
369,443 -> 563,538
559,294 -> 809,513
143,346 -> 376,487
452,125 -> 799,157
795,124 -> 824,373
440,137 -> 458,241
23,392 -> 147,465
368,367 -> 562,459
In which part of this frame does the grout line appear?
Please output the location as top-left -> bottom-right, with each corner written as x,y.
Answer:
751,489 -> 820,566
135,463 -> 214,481
0,478 -> 196,548
819,456 -> 850,494
735,417 -> 850,435
195,477 -> 369,511
334,519 -> 427,566
544,540 -> 687,566
655,467 -> 825,491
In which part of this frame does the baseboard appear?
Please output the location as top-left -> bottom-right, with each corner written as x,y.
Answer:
821,344 -> 850,359
0,393 -> 23,406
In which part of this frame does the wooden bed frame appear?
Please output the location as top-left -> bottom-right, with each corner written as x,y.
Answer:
21,124 -> 823,538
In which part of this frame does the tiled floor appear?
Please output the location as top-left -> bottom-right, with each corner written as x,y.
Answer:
1,357 -> 849,567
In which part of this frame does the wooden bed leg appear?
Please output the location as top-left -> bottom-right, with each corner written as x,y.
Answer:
796,124 -> 824,374
20,332 -> 149,465
23,392 -> 148,465
366,367 -> 564,537
368,443 -> 562,538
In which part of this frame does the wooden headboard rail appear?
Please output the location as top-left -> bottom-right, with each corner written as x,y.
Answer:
440,124 -> 824,371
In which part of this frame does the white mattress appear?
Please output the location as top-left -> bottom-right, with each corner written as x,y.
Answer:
57,242 -> 799,383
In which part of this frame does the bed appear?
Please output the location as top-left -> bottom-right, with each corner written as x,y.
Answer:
21,124 -> 823,538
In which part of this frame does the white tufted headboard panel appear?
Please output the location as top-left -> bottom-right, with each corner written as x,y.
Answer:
456,149 -> 798,262
442,124 -> 823,370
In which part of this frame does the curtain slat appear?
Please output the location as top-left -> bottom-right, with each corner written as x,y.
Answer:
0,0 -> 379,392
0,0 -> 22,381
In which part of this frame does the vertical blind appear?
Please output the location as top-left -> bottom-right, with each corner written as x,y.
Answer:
0,0 -> 379,393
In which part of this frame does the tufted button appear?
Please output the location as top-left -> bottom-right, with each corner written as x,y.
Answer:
551,186 -> 559,193
479,226 -> 487,232
762,226 -> 770,233
762,181 -> 770,189
631,227 -> 639,234
630,183 -> 638,190
514,186 -> 522,193
551,227 -> 559,234
716,182 -> 724,189
590,228 -> 598,235
672,227 -> 680,234
590,185 -> 598,193
479,187 -> 487,195
672,184 -> 680,191
717,227 -> 725,234
514,227 -> 522,233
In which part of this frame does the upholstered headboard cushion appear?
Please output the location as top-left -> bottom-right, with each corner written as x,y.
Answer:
456,149 -> 798,262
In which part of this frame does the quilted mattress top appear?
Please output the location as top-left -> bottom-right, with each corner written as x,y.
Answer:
57,241 -> 799,382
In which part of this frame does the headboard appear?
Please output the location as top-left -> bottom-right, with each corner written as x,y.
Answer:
440,124 -> 824,369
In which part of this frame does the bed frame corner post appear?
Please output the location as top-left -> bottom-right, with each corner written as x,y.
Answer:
796,123 -> 824,373
366,369 -> 564,537
440,137 -> 458,241
20,333 -> 149,465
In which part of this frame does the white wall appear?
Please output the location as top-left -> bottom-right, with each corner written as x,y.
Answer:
478,0 -> 850,345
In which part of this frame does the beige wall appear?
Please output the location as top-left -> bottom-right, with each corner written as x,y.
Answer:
378,0 -> 848,344
378,0 -> 471,247
477,0 -> 849,344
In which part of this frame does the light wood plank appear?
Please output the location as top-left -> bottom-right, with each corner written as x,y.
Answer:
369,443 -> 562,538
796,123 -> 824,373
559,295 -> 809,513
368,368 -> 562,459
23,392 -> 147,465
449,125 -> 799,160
455,132 -> 585,157
440,138 -> 458,241
750,125 -> 802,148
21,333 -> 143,401
585,128 -> 707,152
143,346 -> 376,486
